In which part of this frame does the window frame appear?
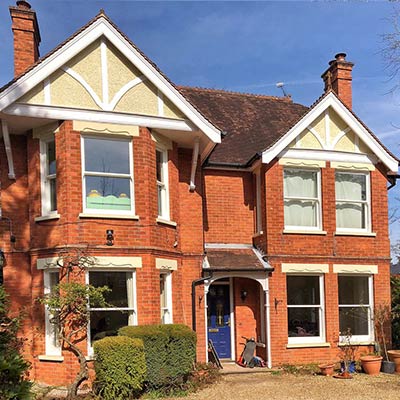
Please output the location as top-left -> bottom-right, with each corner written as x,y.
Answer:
44,269 -> 62,356
160,271 -> 173,324
287,274 -> 326,345
338,274 -> 374,343
81,135 -> 135,216
335,171 -> 371,234
283,167 -> 322,231
86,269 -> 137,354
40,136 -> 57,216
156,146 -> 170,220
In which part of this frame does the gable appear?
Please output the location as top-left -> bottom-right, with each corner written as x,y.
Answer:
17,38 -> 185,119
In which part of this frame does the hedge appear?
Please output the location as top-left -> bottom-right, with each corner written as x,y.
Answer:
93,336 -> 146,400
119,324 -> 196,389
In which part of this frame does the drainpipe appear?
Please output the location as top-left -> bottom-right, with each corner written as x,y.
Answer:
1,120 -> 15,179
189,137 -> 200,192
191,270 -> 213,332
265,280 -> 272,369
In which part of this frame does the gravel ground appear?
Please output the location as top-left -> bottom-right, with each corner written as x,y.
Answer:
167,372 -> 400,400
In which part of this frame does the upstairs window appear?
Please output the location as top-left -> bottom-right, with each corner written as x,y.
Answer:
283,168 -> 321,230
40,138 -> 57,215
335,172 -> 370,232
82,136 -> 134,215
156,148 -> 170,220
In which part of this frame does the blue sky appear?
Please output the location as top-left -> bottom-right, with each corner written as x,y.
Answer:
1,1 -> 400,249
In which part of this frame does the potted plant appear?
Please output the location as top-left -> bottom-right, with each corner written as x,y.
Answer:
334,329 -> 356,378
318,363 -> 335,376
374,304 -> 395,374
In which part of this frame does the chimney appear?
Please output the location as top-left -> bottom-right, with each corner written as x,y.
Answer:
321,53 -> 354,109
9,0 -> 41,77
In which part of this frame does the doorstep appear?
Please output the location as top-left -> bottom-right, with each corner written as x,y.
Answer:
220,361 -> 275,375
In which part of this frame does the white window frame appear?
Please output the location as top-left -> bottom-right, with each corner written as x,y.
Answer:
156,147 -> 170,220
338,274 -> 374,343
287,274 -> 326,344
335,171 -> 371,234
81,135 -> 135,216
283,168 -> 322,231
255,170 -> 262,234
160,271 -> 173,324
86,269 -> 137,355
40,136 -> 57,216
44,269 -> 62,356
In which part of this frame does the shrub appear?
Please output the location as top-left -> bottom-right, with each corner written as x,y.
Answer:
94,336 -> 146,400
119,324 -> 196,390
0,286 -> 32,400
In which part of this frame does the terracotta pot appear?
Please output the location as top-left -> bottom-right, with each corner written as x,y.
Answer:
360,355 -> 383,376
388,350 -> 400,374
319,363 -> 334,376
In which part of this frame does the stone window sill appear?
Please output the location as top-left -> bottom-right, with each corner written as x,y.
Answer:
286,342 -> 331,349
156,218 -> 177,227
79,213 -> 139,220
35,214 -> 60,222
335,231 -> 376,237
283,230 -> 327,235
38,355 -> 64,362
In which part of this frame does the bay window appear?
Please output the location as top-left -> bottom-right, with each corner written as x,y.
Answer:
40,137 -> 57,215
82,136 -> 134,214
287,275 -> 325,343
338,275 -> 373,342
283,168 -> 321,230
335,172 -> 370,232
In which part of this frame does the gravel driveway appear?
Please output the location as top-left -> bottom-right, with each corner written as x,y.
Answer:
168,372 -> 400,400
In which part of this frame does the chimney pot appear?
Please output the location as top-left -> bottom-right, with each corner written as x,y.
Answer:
16,0 -> 31,9
335,52 -> 347,62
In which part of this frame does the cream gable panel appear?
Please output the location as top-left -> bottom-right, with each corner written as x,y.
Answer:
164,97 -> 185,119
18,83 -> 45,104
298,130 -> 323,149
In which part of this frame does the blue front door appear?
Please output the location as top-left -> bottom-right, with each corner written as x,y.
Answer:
207,284 -> 231,359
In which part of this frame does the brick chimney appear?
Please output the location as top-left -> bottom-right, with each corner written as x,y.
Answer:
321,53 -> 354,109
9,0 -> 41,77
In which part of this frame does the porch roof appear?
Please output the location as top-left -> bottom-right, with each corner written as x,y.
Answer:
204,248 -> 274,272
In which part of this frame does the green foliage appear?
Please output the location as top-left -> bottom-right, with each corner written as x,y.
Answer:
391,276 -> 400,347
94,336 -> 146,400
119,324 -> 196,391
0,286 -> 32,399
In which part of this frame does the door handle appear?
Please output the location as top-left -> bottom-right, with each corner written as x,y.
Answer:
225,318 -> 230,327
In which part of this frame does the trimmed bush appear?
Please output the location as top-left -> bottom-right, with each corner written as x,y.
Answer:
94,336 -> 146,400
119,324 -> 196,389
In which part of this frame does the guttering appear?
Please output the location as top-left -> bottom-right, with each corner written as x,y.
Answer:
1,120 -> 15,179
387,172 -> 400,191
189,137 -> 200,191
191,270 -> 213,331
204,152 -> 261,170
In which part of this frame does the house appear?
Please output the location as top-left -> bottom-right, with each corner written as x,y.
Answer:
0,1 -> 397,385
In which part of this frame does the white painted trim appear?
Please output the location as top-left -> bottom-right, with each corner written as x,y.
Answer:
44,78 -> 51,105
282,263 -> 329,273
265,281 -> 272,368
156,218 -> 177,227
334,231 -> 376,237
1,120 -> 15,179
155,258 -> 178,271
73,120 -> 139,136
279,158 -> 326,168
38,355 -> 64,362
306,125 -> 325,149
156,145 -> 170,220
40,136 -> 58,216
205,243 -> 253,249
0,18 -> 221,143
100,38 -> 109,106
333,264 -> 378,274
79,213 -> 139,220
286,342 -> 331,349
331,161 -> 375,171
107,76 -> 145,111
189,137 -> 200,191
158,89 -> 164,117
229,277 -> 235,360
160,271 -> 173,324
62,66 -> 104,109
283,230 -> 327,235
279,148 -> 377,165
93,256 -> 143,269
35,213 -> 61,222
325,109 -> 330,148
5,103 -> 196,132
262,92 -> 398,171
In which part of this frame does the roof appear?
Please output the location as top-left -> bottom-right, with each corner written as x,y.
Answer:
179,86 -> 308,166
391,263 -> 400,275
204,248 -> 273,272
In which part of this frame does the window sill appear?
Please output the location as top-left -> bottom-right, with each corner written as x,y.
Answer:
286,342 -> 331,349
338,341 -> 374,347
35,214 -> 60,222
38,355 -> 64,362
156,218 -> 177,227
79,213 -> 140,220
335,231 -> 376,237
283,230 -> 327,235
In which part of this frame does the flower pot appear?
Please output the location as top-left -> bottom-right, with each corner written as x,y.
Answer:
319,363 -> 334,376
387,350 -> 400,374
381,360 -> 396,374
360,355 -> 382,376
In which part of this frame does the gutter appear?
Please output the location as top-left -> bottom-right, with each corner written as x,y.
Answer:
387,173 -> 400,191
205,152 -> 261,170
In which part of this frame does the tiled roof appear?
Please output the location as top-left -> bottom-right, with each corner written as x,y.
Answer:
178,86 -> 309,166
205,248 -> 273,272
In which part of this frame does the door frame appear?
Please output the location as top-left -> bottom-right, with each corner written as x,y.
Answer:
205,278 -> 235,361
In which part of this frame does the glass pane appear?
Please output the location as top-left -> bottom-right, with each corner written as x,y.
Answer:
284,200 -> 317,227
288,307 -> 320,337
89,272 -> 129,307
84,138 -> 130,174
336,173 -> 366,201
86,176 -> 131,211
49,271 -> 59,291
336,202 -> 366,229
50,178 -> 57,211
90,310 -> 129,342
287,276 -> 320,305
339,307 -> 369,336
47,140 -> 56,175
339,276 -> 369,305
157,184 -> 165,216
284,170 -> 317,198
156,150 -> 163,182
160,274 -> 166,309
